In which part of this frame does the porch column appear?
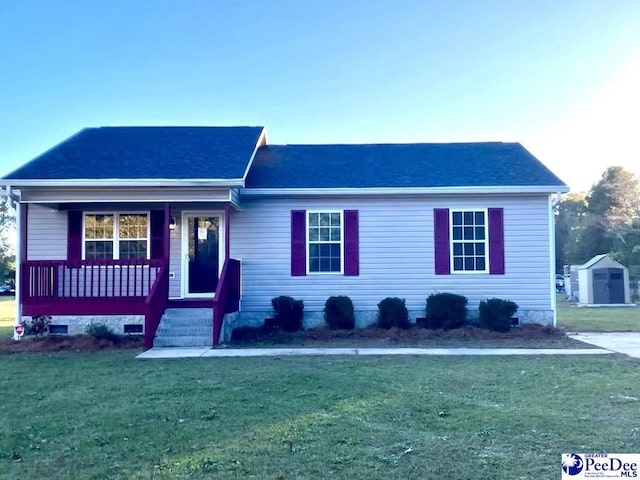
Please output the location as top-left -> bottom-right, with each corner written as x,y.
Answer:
224,203 -> 230,259
14,203 -> 27,336
163,202 -> 170,261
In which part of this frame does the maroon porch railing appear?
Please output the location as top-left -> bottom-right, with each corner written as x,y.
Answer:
144,264 -> 169,350
22,259 -> 165,301
212,258 -> 241,346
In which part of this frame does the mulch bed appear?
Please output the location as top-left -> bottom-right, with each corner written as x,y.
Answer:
0,334 -> 143,353
0,324 -> 595,353
228,324 -> 595,349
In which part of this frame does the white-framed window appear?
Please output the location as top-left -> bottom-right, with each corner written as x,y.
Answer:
83,212 -> 150,260
450,209 -> 488,273
307,211 -> 343,274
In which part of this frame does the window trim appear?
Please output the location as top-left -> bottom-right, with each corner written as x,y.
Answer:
82,211 -> 151,260
306,210 -> 344,275
449,208 -> 489,274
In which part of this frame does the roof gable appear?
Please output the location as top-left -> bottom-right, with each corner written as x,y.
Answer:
4,126 -> 265,181
245,142 -> 567,189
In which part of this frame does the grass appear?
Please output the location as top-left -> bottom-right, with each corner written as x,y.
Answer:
1,352 -> 640,479
556,294 -> 640,331
0,297 -> 14,337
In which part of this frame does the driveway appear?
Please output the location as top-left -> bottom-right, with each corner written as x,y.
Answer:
569,332 -> 640,359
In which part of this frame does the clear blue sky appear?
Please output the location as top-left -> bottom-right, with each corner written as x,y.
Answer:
1,0 -> 639,191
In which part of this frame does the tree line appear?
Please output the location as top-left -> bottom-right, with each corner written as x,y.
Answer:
555,166 -> 640,278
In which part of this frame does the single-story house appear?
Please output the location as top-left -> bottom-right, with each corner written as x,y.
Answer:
0,126 -> 569,348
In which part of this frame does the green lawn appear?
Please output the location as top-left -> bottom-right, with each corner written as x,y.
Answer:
0,297 -> 14,337
1,352 -> 640,479
556,294 -> 640,331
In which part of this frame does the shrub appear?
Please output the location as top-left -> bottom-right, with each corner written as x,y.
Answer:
86,323 -> 121,342
425,293 -> 468,330
21,315 -> 51,336
324,296 -> 355,330
377,297 -> 410,329
271,296 -> 304,332
479,298 -> 518,332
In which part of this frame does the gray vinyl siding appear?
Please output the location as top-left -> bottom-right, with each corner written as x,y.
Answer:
26,204 -> 67,260
168,206 -> 183,298
230,194 -> 552,314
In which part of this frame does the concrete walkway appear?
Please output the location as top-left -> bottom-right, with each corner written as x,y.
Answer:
568,332 -> 640,359
137,346 -> 611,359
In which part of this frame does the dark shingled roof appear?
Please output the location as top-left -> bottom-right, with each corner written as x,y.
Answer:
245,143 -> 566,188
4,126 -> 264,180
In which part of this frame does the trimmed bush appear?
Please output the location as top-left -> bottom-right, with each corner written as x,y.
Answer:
324,295 -> 356,330
86,323 -> 120,342
425,293 -> 468,330
479,298 -> 518,332
377,297 -> 410,329
271,296 -> 304,332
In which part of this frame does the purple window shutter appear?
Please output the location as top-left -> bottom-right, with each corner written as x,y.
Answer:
344,210 -> 359,276
149,210 -> 165,259
434,208 -> 450,275
488,208 -> 505,274
291,210 -> 306,276
67,211 -> 83,261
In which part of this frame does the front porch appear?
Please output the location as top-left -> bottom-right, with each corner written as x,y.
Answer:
18,201 -> 241,349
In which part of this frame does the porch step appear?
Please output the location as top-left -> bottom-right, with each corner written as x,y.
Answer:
153,308 -> 214,348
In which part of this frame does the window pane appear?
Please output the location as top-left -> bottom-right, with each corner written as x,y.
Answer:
464,257 -> 474,270
309,228 -> 319,241
330,243 -> 340,257
475,211 -> 485,225
463,243 -> 474,255
330,257 -> 340,272
453,243 -> 462,255
85,241 -> 113,260
476,257 -> 486,271
330,213 -> 340,226
309,244 -> 319,257
319,244 -> 330,256
319,228 -> 330,241
463,227 -> 474,240
476,243 -> 485,255
475,227 -> 485,240
320,258 -> 330,271
120,214 -> 148,239
319,213 -> 330,226
330,227 -> 341,241
119,240 -> 147,259
96,214 -> 114,238
309,258 -> 320,272
453,257 -> 463,271
309,213 -> 319,227
85,214 -> 114,239
452,211 -> 462,225
464,212 -> 473,225
452,227 -> 462,240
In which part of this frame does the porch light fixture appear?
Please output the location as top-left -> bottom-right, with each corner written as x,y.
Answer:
168,217 -> 176,230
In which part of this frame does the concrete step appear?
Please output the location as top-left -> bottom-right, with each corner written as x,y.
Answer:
154,336 -> 212,347
162,308 -> 213,318
156,326 -> 212,337
153,307 -> 215,348
160,317 -> 213,327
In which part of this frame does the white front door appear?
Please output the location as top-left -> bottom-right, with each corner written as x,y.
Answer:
181,212 -> 225,297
